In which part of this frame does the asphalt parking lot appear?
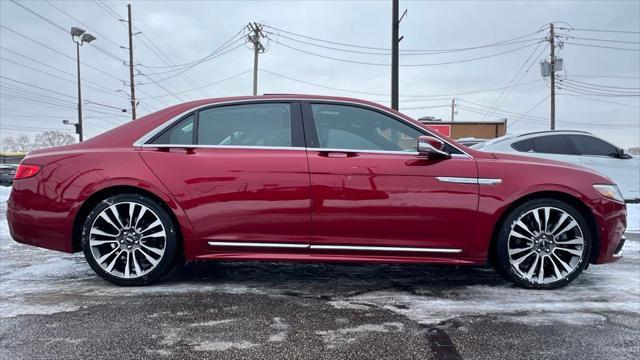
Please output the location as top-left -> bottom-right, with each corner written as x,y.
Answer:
1,202 -> 639,360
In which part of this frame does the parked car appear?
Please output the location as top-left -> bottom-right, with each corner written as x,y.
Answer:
7,95 -> 626,289
456,137 -> 488,147
0,164 -> 18,187
472,130 -> 639,201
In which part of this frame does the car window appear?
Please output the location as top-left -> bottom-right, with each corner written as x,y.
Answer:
151,114 -> 195,145
511,138 -> 534,152
311,104 -> 422,152
531,135 -> 575,155
198,103 -> 292,147
567,135 -> 619,157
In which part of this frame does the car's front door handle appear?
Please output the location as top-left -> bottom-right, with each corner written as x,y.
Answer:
318,151 -> 358,158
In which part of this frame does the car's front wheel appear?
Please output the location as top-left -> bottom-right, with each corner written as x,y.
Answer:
495,198 -> 591,289
81,193 -> 178,286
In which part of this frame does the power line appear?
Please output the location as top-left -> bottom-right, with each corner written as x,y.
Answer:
259,68 -> 542,98
399,104 -> 451,110
560,77 -> 640,91
0,55 -> 130,99
568,74 -> 640,79
567,36 -> 640,45
568,27 -> 640,35
264,24 -> 547,53
0,46 -> 128,97
265,30 -> 543,56
139,69 -> 253,99
9,0 -> 125,62
557,93 -> 640,109
564,42 -> 640,52
132,16 -> 211,98
141,41 -> 245,81
136,27 -> 246,70
0,24 -> 124,82
555,82 -> 640,97
44,0 -> 126,53
479,41 -> 548,122
270,38 -> 542,67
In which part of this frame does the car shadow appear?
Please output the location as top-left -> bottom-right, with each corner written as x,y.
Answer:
162,261 -> 508,296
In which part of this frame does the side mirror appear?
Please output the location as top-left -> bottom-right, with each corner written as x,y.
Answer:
618,148 -> 633,159
417,136 -> 450,157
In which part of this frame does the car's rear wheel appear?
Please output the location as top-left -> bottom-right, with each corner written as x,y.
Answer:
81,193 -> 177,286
495,198 -> 591,289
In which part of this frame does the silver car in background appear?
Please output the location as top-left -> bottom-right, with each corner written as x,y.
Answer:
473,130 -> 639,201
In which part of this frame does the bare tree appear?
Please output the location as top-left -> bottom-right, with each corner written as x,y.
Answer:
1,135 -> 33,153
33,131 -> 77,149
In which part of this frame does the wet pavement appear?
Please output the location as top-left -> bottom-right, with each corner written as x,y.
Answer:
1,202 -> 639,359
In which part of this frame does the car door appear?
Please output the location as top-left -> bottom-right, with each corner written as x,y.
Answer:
566,134 -> 639,200
139,101 -> 311,251
302,102 -> 479,253
511,135 -> 582,167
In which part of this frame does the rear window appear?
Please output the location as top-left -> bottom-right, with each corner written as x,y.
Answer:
511,138 -> 534,152
531,135 -> 575,155
151,114 -> 194,145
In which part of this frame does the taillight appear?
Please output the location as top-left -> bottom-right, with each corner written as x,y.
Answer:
14,164 -> 42,180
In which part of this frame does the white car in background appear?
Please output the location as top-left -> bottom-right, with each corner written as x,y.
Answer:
472,130 -> 640,201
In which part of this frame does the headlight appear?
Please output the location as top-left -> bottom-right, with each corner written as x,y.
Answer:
593,184 -> 624,203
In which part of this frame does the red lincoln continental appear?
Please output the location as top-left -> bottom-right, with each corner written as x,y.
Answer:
7,95 -> 627,289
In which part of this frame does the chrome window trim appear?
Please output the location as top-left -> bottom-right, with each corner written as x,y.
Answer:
139,144 -> 304,151
132,98 -> 472,158
208,241 -> 462,253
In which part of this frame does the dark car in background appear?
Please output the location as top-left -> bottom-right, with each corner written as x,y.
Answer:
0,164 -> 18,187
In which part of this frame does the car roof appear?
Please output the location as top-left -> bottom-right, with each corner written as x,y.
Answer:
516,130 -> 593,138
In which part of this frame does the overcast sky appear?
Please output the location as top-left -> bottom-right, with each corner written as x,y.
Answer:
1,0 -> 639,148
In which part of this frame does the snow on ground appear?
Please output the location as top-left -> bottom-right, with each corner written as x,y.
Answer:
627,203 -> 639,232
0,186 -> 10,203
0,196 -> 639,326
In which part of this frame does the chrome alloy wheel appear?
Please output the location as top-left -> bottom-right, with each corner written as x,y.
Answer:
89,201 -> 167,279
508,206 -> 585,285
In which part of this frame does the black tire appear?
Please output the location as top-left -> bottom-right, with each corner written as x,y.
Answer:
81,193 -> 178,286
494,198 -> 591,290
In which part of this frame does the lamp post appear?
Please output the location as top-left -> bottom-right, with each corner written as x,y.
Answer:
70,27 -> 96,142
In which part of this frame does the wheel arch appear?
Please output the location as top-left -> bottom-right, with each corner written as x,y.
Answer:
71,185 -> 184,257
488,190 -> 600,266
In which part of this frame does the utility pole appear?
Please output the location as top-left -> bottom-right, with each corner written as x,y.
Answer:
549,23 -> 555,130
127,4 -> 137,120
450,98 -> 456,121
247,22 -> 265,96
391,1 -> 406,110
391,0 -> 399,110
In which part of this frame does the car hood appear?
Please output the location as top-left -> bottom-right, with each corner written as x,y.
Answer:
488,151 -> 613,181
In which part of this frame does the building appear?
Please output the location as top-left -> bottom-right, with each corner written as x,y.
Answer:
0,152 -> 26,164
418,119 -> 507,140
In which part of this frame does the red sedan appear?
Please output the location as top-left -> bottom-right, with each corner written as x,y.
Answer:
7,95 -> 627,289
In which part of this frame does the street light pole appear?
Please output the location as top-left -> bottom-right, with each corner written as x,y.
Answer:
70,27 -> 96,142
75,41 -> 83,142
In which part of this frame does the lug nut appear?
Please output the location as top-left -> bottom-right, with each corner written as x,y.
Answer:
134,241 -> 138,244
127,245 -> 131,249
120,240 -> 124,244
